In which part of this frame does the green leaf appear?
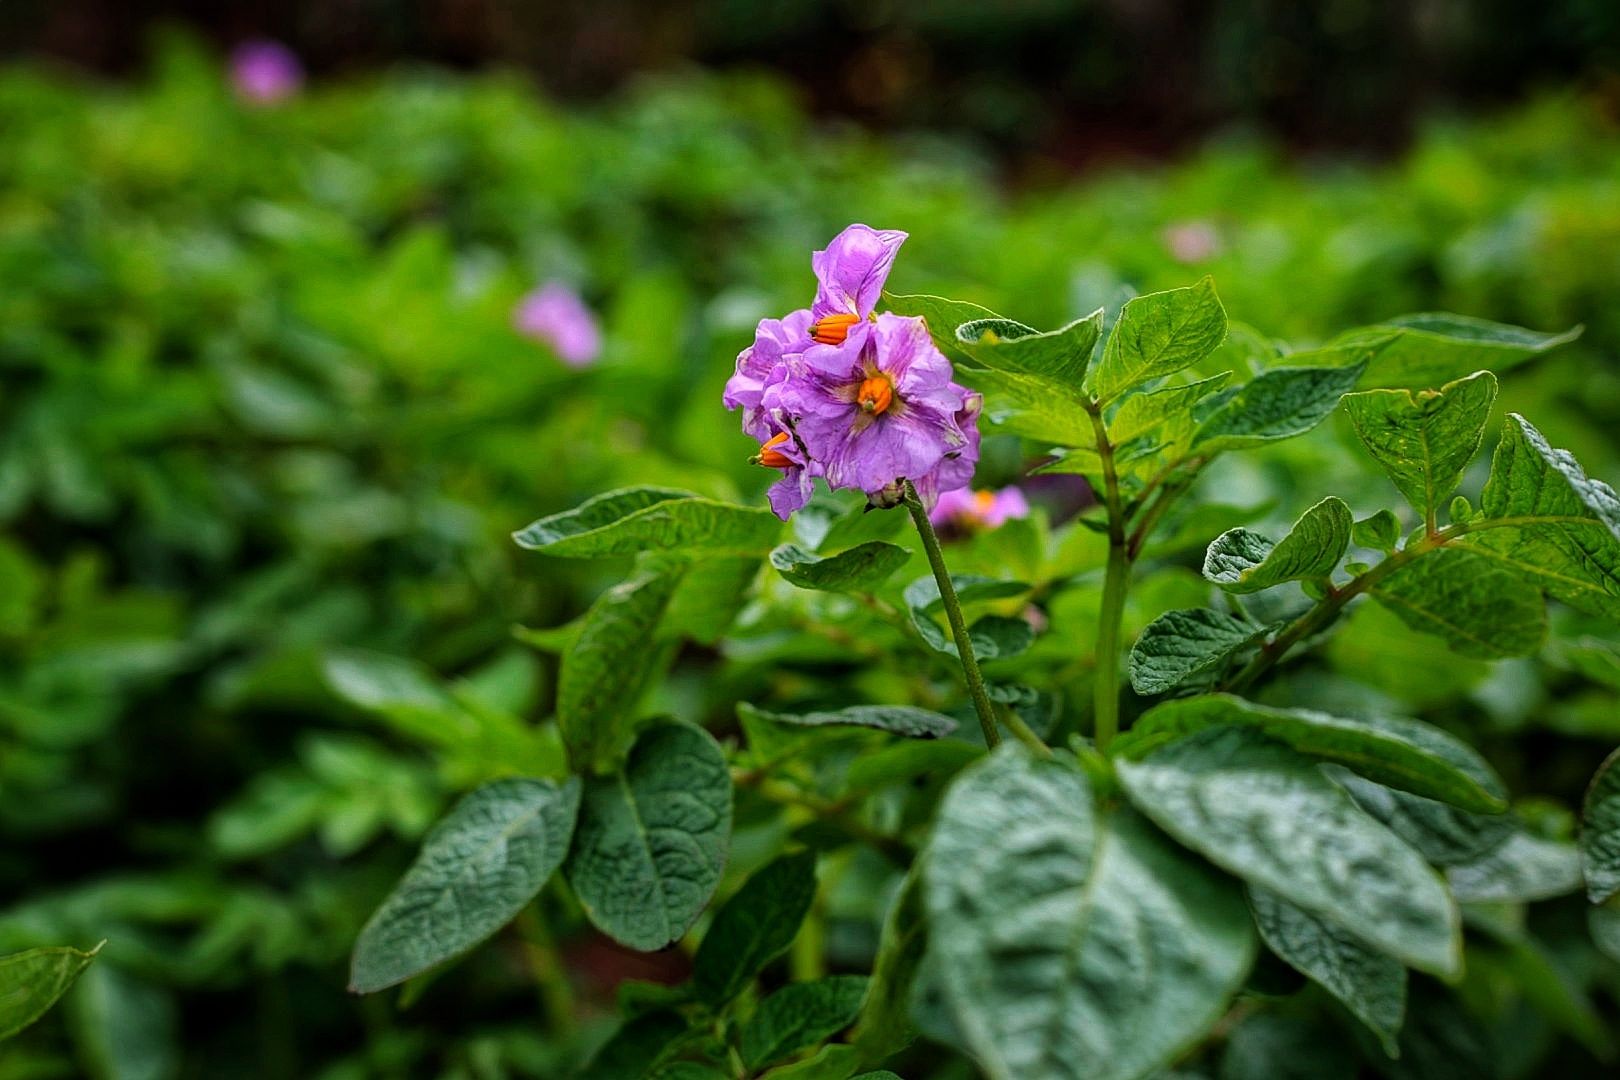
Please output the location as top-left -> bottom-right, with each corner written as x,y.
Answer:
1220,1011 -> 1358,1080
558,568 -> 682,772
1116,726 -> 1461,976
1192,363 -> 1365,453
1368,546 -> 1548,660
350,777 -> 581,993
1249,888 -> 1405,1057
1446,826 -> 1583,903
912,612 -> 1034,661
1115,694 -> 1507,812
1107,371 -> 1232,447
1335,313 -> 1581,389
843,739 -> 982,793
955,309 -> 1103,390
1471,413 -> 1620,621
0,942 -> 103,1042
564,724 -> 732,951
1336,773 -> 1513,866
646,1064 -> 732,1080
904,574 -> 1029,613
693,852 -> 818,1006
957,365 -> 1096,446
883,292 -> 1002,363
852,868 -> 927,1061
1353,510 -> 1401,553
770,541 -> 910,593
738,702 -> 956,739
1342,371 -> 1497,520
926,746 -> 1253,1080
1129,608 -> 1272,695
1203,497 -> 1352,593
759,1044 -> 862,1079
578,1010 -> 687,1080
1582,748 -> 1620,903
1088,278 -> 1227,403
740,975 -> 870,1070
514,487 -> 780,558
67,963 -> 178,1080
662,556 -> 758,644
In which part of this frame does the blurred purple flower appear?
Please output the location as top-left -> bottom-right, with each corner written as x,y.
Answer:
514,282 -> 602,368
929,485 -> 1030,532
1163,220 -> 1221,264
776,313 -> 978,502
231,40 -> 303,105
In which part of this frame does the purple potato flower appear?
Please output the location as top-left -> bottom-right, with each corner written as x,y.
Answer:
725,309 -> 812,441
776,313 -> 979,502
231,40 -> 303,105
514,282 -> 602,368
929,485 -> 1030,532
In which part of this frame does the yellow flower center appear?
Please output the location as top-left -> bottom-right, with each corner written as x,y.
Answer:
857,374 -> 894,416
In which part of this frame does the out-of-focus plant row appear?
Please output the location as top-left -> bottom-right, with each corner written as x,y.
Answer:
2,33 -> 1618,1078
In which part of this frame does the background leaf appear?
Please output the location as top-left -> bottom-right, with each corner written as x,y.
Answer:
770,541 -> 910,593
1193,363 -> 1365,453
693,852 -> 818,1006
564,724 -> 732,951
1129,608 -> 1272,694
740,975 -> 870,1070
1368,546 -> 1548,659
739,702 -> 957,739
1582,748 -> 1620,903
350,777 -> 581,993
1203,496 -> 1352,592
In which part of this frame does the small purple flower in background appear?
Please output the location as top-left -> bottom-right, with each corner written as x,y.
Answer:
725,224 -> 978,520
231,40 -> 303,105
1163,221 -> 1221,265
514,282 -> 602,368
778,313 -> 978,502
929,485 -> 1030,533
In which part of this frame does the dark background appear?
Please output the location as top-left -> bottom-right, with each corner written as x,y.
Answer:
8,0 -> 1620,164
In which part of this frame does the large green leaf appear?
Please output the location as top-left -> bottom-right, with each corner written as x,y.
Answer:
738,702 -> 957,739
1368,546 -> 1547,660
1333,314 -> 1581,389
1203,497 -> 1352,593
1582,748 -> 1620,903
1129,608 -> 1272,695
955,309 -> 1103,391
1249,888 -> 1405,1057
1116,726 -> 1461,976
1470,414 -> 1620,621
578,1010 -> 687,1080
1336,772 -> 1514,866
852,868 -> 927,1061
883,292 -> 1002,364
350,777 -> 581,993
926,746 -> 1253,1080
1114,694 -> 1507,813
769,541 -> 910,593
0,942 -> 102,1041
740,975 -> 870,1070
1445,826 -> 1583,903
564,724 -> 732,951
693,852 -> 818,1006
1088,278 -> 1227,403
1192,363 -> 1365,453
958,365 -> 1096,446
557,567 -> 682,772
514,487 -> 780,558
1342,371 -> 1497,520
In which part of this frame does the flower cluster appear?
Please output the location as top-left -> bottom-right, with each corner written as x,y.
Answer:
725,225 -> 981,519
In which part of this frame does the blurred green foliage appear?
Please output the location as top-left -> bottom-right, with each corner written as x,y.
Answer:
1,31 -> 1618,1079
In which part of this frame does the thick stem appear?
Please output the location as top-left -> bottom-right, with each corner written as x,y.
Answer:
903,480 -> 1001,748
1086,404 -> 1129,754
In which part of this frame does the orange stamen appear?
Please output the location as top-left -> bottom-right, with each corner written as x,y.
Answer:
973,490 -> 996,515
810,312 -> 860,345
857,374 -> 894,416
755,431 -> 793,469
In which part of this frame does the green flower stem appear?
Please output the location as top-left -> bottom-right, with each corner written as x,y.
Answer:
903,480 -> 1001,748
1086,404 -> 1129,754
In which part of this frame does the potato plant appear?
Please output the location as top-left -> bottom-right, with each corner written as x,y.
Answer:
290,231 -> 1620,1079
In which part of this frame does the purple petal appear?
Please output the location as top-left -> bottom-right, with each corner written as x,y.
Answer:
231,40 -> 303,104
811,225 -> 907,320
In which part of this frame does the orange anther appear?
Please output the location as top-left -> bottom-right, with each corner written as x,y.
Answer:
810,312 -> 860,345
857,374 -> 894,416
756,431 -> 793,469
